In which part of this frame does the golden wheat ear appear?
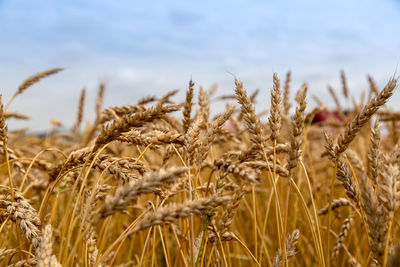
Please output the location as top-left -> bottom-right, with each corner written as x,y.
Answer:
335,79 -> 397,157
283,70 -> 291,116
268,72 -> 282,143
6,67 -> 64,110
73,88 -> 86,133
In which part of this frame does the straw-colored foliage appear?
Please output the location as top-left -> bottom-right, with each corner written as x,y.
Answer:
1,69 -> 400,266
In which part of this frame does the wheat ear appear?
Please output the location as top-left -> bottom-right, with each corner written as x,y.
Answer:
283,70 -> 292,115
268,73 -> 282,142
6,68 -> 63,109
335,79 -> 396,156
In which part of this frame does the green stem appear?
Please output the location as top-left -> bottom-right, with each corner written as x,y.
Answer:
195,214 -> 213,267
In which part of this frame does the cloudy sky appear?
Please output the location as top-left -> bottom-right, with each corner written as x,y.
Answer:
1,0 -> 400,131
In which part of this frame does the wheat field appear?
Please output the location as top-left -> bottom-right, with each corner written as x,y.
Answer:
0,68 -> 399,266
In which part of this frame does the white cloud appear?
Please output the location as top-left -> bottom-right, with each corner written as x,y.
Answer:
1,0 -> 400,131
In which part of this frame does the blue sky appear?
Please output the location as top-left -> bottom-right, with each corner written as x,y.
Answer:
1,0 -> 400,130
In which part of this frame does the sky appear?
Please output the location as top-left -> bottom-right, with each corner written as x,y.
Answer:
0,0 -> 400,131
